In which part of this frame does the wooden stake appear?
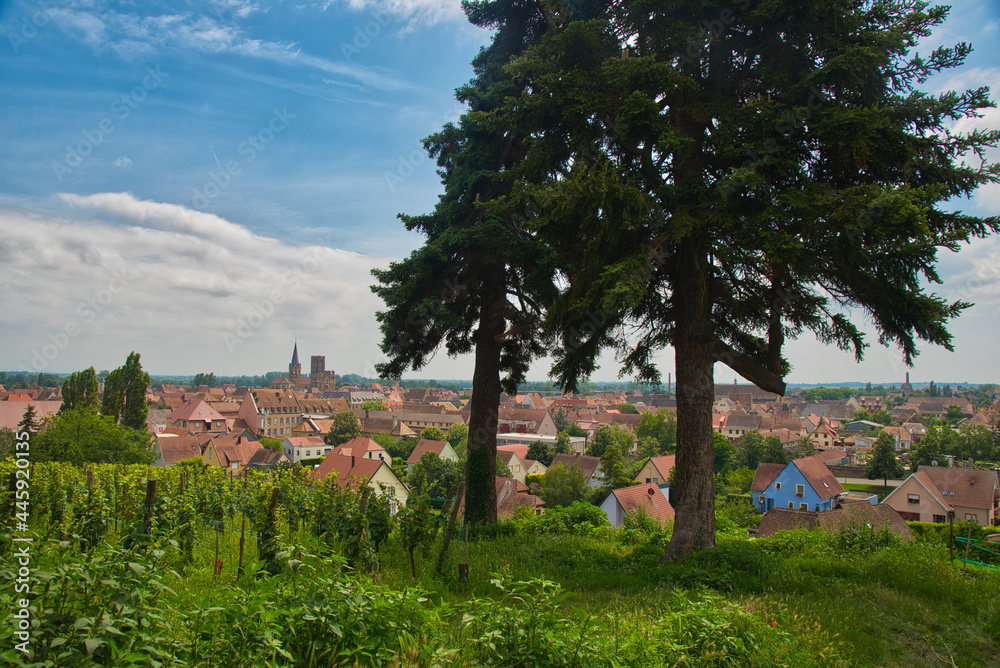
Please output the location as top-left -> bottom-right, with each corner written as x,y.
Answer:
963,521 -> 973,575
459,523 -> 469,582
214,526 -> 222,576
144,479 -> 157,537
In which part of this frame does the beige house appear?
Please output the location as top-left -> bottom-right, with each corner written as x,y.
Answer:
203,434 -> 264,474
633,455 -> 675,486
883,467 -> 999,526
497,449 -> 529,484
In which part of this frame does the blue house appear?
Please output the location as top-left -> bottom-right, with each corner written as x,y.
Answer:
752,455 -> 845,513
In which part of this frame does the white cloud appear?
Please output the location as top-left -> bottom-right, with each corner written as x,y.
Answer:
0,193 -> 392,376
112,156 -> 132,168
46,7 -> 411,91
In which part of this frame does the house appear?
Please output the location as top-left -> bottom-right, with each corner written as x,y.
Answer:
523,458 -> 548,477
166,399 -> 227,434
496,477 -> 546,518
247,389 -> 302,438
755,501 -> 912,539
601,482 -> 675,528
282,436 -> 330,463
550,453 -> 605,488
883,467 -> 999,526
153,434 -> 202,466
497,449 -> 529,484
203,434 -> 265,473
721,414 -> 762,442
310,453 -> 408,513
497,408 -> 558,437
753,455 -> 845,513
332,436 -> 391,465
750,463 -> 786,509
406,439 -> 459,472
632,455 -> 675,488
246,448 -> 290,470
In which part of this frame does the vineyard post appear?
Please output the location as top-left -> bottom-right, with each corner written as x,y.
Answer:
144,479 -> 157,536
114,466 -> 120,534
360,486 -> 373,573
237,471 -> 248,579
436,482 -> 465,575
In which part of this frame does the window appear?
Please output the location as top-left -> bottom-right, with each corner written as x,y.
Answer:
652,477 -> 659,484
933,514 -> 947,523
325,448 -> 331,454
965,513 -> 978,523
907,494 -> 920,504
305,450 -> 310,457
758,495 -> 765,504
799,503 -> 808,510
787,501 -> 793,508
775,482 -> 781,490
645,477 -> 652,484
795,484 -> 804,497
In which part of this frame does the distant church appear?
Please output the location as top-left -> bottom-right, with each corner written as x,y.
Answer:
271,341 -> 336,393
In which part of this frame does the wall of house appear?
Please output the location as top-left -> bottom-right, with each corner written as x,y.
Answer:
599,496 -> 626,527
634,460 -> 665,485
759,464 -> 835,513
370,466 -> 408,512
883,478 -> 949,523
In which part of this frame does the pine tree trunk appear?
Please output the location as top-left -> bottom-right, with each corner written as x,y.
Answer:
662,242 -> 716,562
464,273 -> 504,524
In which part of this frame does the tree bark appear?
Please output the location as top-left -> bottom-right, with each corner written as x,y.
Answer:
464,268 -> 504,524
662,241 -> 716,562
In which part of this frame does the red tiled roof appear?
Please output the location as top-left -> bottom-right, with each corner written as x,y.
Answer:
612,483 -> 675,526
792,455 -> 845,500
647,455 -> 675,480
332,436 -> 386,458
407,439 -> 448,464
167,399 -> 225,423
155,434 -> 202,465
751,463 -> 785,492
550,453 -> 602,483
918,466 -> 998,511
310,453 -> 386,487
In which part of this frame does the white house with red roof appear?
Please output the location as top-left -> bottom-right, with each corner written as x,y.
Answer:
601,482 -> 675,528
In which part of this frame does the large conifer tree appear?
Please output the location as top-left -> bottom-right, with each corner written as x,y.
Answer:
486,0 -> 999,558
372,0 -> 557,523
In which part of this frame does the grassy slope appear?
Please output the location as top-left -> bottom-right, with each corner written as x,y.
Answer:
372,528 -> 1000,667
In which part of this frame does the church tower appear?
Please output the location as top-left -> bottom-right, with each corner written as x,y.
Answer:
289,341 -> 301,380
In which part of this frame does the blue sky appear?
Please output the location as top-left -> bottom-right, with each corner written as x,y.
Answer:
0,0 -> 998,387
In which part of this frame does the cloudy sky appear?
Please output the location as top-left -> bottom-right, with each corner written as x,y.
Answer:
1,0 -> 998,387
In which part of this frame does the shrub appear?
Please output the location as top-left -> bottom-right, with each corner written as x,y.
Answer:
515,501 -> 610,535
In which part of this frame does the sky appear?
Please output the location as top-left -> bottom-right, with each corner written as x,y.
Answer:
0,0 -> 998,387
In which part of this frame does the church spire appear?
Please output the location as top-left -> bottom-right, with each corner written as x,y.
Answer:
289,340 -> 301,380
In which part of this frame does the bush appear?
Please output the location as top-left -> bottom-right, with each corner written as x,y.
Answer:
514,501 -> 610,535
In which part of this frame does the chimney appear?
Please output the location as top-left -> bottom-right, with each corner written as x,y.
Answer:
351,455 -> 355,468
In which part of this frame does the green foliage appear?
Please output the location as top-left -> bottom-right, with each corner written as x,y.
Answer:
634,409 -> 676,453
538,463 -> 590,508
191,372 -> 218,388
445,423 -> 468,450
712,433 -> 736,474
408,451 -> 464,500
792,435 -> 817,459
420,425 -> 446,442
258,437 -> 282,451
564,422 -> 587,439
60,367 -> 100,413
587,423 -> 632,459
716,497 -> 761,530
514,501 -> 610,536
495,455 -> 512,478
552,407 -> 571,432
526,440 -> 554,467
396,494 -> 437,577
35,408 -> 155,466
615,402 -> 638,414
911,427 -> 951,470
866,432 -> 904,483
360,399 -> 389,412
325,411 -> 361,447
733,430 -> 765,470
763,435 -> 788,466
101,352 -> 150,431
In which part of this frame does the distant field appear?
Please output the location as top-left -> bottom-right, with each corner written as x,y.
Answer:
844,482 -> 895,500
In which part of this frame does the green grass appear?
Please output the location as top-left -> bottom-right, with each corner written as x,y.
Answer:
843,483 -> 894,500
5,511 -> 1000,667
